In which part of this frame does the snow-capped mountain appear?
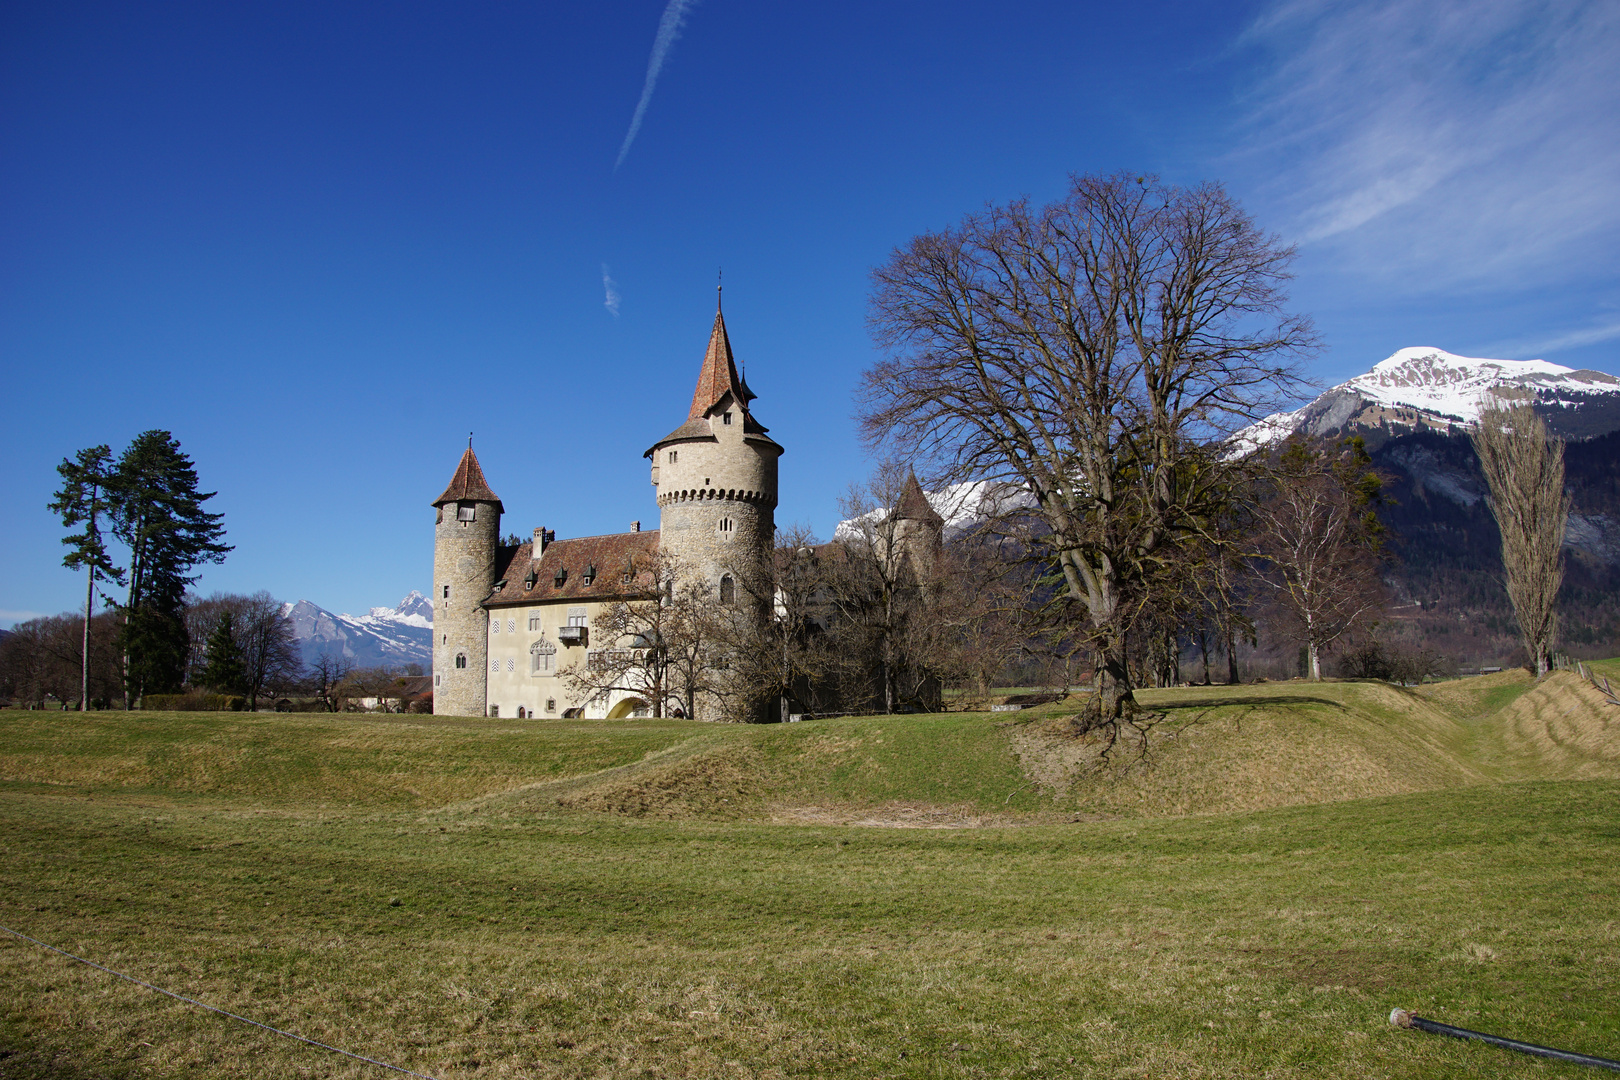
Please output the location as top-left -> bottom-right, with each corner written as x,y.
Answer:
282,591 -> 433,669
834,481 -> 1034,541
1236,347 -> 1620,451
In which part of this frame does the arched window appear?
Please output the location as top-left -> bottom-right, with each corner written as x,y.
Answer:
719,575 -> 735,604
455,653 -> 467,669
531,638 -> 557,674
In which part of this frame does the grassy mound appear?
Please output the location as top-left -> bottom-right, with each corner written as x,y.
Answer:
4,664 -> 1617,823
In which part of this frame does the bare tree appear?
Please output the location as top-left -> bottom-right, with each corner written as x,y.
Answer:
235,592 -> 303,710
307,652 -> 355,712
722,524 -> 838,722
862,173 -> 1312,738
1472,398 -> 1568,677
564,551 -> 737,721
1250,436 -> 1388,680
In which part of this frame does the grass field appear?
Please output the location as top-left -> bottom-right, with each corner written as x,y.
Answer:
2,670 -> 1618,1078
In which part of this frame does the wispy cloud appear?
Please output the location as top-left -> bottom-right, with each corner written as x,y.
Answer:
601,264 -> 622,317
1,609 -> 47,625
1235,0 -> 1620,292
615,0 -> 699,171
1488,318 -> 1620,359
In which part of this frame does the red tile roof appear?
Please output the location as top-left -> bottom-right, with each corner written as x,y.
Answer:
646,307 -> 781,456
432,448 -> 503,512
487,530 -> 662,607
687,309 -> 756,420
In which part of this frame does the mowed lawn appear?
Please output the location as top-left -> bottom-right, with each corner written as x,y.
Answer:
2,683 -> 1618,1079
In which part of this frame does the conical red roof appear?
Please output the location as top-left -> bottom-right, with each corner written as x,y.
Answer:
432,447 -> 504,511
686,309 -> 755,420
895,472 -> 943,526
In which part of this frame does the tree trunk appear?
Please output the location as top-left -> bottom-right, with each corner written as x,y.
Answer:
1225,624 -> 1240,685
81,562 -> 93,712
1308,641 -> 1322,681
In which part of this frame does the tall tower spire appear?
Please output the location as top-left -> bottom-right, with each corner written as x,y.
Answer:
645,302 -> 783,710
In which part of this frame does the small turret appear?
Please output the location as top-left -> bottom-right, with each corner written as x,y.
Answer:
432,445 -> 503,716
890,471 -> 943,581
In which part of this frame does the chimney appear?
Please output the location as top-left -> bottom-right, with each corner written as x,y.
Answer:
630,520 -> 641,532
533,526 -> 554,553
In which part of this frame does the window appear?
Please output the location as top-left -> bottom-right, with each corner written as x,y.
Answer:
582,564 -> 596,585
492,658 -> 500,673
455,653 -> 467,669
441,634 -> 446,644
506,658 -> 515,672
458,504 -> 476,522
492,621 -> 500,635
434,674 -> 441,687
528,614 -> 541,631
668,450 -> 678,463
568,607 -> 587,628
719,517 -> 734,533
489,705 -> 499,717
722,411 -> 732,425
531,639 -> 557,674
507,619 -> 515,633
719,575 -> 735,604
546,697 -> 556,713
587,651 -> 608,672
442,585 -> 450,599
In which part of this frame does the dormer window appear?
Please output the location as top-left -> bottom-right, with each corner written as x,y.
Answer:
554,568 -> 567,587
457,503 -> 476,522
722,411 -> 733,425
582,564 -> 596,585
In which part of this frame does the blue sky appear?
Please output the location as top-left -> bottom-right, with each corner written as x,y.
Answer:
4,0 -> 1617,625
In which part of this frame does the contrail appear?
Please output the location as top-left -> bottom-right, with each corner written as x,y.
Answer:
614,0 -> 697,170
601,264 -> 622,317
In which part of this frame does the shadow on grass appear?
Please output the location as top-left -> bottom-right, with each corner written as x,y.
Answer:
1157,695 -> 1346,712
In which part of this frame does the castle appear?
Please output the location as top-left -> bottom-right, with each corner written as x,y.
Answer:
431,302 -> 781,719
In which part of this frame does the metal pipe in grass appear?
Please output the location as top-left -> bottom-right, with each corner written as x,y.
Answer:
1390,1008 -> 1620,1072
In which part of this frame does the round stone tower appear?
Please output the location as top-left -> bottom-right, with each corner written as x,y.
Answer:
645,301 -> 782,598
431,445 -> 503,716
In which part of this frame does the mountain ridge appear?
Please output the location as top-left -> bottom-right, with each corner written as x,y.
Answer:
282,591 -> 433,669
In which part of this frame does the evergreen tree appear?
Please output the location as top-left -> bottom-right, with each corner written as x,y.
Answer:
48,444 -> 125,711
108,431 -> 232,705
199,612 -> 248,696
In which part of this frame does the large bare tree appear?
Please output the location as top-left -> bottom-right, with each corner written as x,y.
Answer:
861,173 -> 1313,735
1471,399 -> 1568,677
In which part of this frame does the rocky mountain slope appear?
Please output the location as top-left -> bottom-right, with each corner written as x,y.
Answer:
1238,347 -> 1620,449
282,591 -> 432,670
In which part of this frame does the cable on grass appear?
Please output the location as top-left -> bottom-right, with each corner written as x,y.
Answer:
0,923 -> 443,1080
1390,1008 -> 1620,1072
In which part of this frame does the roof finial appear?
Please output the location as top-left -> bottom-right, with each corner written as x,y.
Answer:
468,432 -> 473,448
717,267 -> 723,313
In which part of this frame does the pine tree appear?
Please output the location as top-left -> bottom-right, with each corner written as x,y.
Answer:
48,445 -> 125,711
199,612 -> 248,696
108,431 -> 232,706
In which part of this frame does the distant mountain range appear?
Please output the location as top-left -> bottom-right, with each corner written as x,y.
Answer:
1236,347 -> 1620,450
282,591 -> 433,670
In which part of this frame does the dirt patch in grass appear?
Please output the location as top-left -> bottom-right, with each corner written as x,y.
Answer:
765,800 -> 1044,828
1234,945 -> 1413,993
553,745 -> 766,819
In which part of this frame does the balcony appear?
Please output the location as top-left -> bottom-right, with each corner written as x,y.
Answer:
558,625 -> 587,646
